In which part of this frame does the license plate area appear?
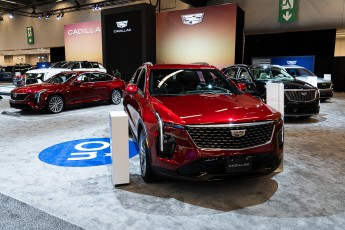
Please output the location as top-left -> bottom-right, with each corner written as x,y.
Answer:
225,156 -> 252,173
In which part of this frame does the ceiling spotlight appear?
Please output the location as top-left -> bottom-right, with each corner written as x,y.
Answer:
92,3 -> 101,10
9,12 -> 14,19
56,11 -> 64,20
38,13 -> 43,19
45,13 -> 50,19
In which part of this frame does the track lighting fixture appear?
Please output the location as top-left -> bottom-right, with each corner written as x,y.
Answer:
56,11 -> 64,19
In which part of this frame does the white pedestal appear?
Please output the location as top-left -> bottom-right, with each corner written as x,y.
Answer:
266,83 -> 284,116
307,76 -> 318,87
109,111 -> 130,186
324,74 -> 332,81
266,83 -> 284,172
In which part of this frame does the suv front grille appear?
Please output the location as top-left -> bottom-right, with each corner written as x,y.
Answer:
284,89 -> 317,102
186,121 -> 274,149
11,93 -> 28,100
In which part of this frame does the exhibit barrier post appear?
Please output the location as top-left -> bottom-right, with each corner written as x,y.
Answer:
266,83 -> 284,115
266,83 -> 284,172
306,76 -> 318,87
109,111 -> 130,186
324,74 -> 332,81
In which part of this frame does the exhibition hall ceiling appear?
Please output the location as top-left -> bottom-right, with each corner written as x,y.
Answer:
0,0 -> 58,10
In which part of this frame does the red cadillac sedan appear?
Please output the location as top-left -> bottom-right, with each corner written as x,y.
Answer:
123,62 -> 284,182
10,71 -> 125,113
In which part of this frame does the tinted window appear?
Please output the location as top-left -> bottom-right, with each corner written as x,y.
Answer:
224,68 -> 238,78
137,69 -> 146,92
130,68 -> 142,84
81,62 -> 92,68
91,73 -> 113,81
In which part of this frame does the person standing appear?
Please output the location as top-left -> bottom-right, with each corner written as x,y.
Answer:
113,68 -> 121,79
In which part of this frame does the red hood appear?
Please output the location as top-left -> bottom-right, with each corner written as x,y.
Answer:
152,94 -> 277,125
12,83 -> 61,93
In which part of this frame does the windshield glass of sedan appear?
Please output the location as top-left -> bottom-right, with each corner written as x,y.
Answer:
250,67 -> 294,81
149,69 -> 238,95
45,73 -> 76,84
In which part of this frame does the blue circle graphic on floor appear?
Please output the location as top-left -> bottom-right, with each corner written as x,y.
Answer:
38,138 -> 139,167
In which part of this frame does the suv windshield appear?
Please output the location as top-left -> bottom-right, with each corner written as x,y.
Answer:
149,68 -> 238,95
250,67 -> 294,81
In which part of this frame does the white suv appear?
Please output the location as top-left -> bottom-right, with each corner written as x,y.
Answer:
281,65 -> 334,101
16,61 -> 107,86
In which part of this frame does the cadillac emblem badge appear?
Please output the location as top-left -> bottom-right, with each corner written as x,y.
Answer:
231,130 -> 246,137
181,13 -> 204,25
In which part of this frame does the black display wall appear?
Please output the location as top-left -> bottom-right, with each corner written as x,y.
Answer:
332,57 -> 345,92
101,3 -> 156,82
243,29 -> 336,78
50,47 -> 65,63
235,7 -> 245,64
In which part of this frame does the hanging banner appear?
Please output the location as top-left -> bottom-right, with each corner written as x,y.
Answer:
26,26 -> 34,44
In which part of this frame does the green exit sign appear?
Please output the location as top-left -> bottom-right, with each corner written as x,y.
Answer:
26,26 -> 34,44
279,0 -> 297,23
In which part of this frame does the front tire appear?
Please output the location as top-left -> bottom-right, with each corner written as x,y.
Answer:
139,129 -> 156,182
46,95 -> 64,114
110,89 -> 122,105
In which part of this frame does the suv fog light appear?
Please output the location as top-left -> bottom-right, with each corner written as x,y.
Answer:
158,134 -> 176,158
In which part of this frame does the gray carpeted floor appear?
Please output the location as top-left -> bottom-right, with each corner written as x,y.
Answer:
0,91 -> 344,230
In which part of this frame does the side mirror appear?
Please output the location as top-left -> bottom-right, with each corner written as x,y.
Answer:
125,84 -> 138,94
237,82 -> 247,91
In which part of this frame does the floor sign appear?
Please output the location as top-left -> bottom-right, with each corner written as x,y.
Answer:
38,138 -> 139,167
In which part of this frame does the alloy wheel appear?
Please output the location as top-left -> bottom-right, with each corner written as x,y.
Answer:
48,95 -> 64,113
139,133 -> 147,176
111,90 -> 121,105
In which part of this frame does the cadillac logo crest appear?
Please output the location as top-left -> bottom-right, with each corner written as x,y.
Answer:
231,129 -> 246,137
181,13 -> 204,25
114,20 -> 131,33
116,21 -> 128,28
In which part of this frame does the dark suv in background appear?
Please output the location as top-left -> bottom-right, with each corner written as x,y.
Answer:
281,65 -> 333,101
222,64 -> 320,117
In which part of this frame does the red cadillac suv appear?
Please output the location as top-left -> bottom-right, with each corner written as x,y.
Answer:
123,63 -> 284,182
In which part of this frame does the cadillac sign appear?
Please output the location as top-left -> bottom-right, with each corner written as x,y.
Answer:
181,13 -> 204,25
114,20 -> 131,33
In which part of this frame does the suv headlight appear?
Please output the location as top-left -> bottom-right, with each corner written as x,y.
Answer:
155,112 -> 182,158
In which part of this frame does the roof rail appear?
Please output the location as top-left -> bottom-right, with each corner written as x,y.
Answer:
142,62 -> 153,66
190,62 -> 210,66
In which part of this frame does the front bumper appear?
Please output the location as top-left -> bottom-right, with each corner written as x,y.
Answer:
284,100 -> 320,117
147,119 -> 284,181
152,152 -> 282,181
9,93 -> 44,110
319,88 -> 334,100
